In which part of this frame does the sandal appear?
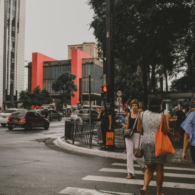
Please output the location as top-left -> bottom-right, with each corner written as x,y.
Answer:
140,188 -> 147,195
126,174 -> 134,179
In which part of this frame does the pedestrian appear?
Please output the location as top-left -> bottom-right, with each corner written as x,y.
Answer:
186,107 -> 195,117
137,95 -> 168,195
139,104 -> 145,112
181,110 -> 195,165
125,99 -> 146,179
122,108 -> 130,133
121,108 -> 130,153
97,105 -> 112,148
176,105 -> 186,138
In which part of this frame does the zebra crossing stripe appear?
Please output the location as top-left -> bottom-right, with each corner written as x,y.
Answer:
58,187 -> 134,195
100,168 -> 195,179
111,163 -> 195,172
82,175 -> 195,190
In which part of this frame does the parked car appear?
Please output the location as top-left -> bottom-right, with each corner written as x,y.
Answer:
77,109 -> 100,122
0,109 -> 20,127
70,110 -> 79,119
7,110 -> 50,131
38,109 -> 62,122
82,105 -> 101,112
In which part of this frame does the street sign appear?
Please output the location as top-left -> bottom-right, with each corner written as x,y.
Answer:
117,97 -> 122,103
116,90 -> 122,97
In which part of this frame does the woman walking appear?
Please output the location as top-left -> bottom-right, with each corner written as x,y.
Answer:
97,105 -> 112,148
137,95 -> 168,195
125,99 -> 145,179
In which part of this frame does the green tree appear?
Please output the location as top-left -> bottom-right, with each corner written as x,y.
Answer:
88,0 -> 192,106
52,72 -> 78,105
19,86 -> 53,109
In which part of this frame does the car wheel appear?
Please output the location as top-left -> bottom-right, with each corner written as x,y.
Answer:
8,125 -> 13,130
44,124 -> 49,130
25,124 -> 32,131
1,124 -> 6,127
58,116 -> 62,121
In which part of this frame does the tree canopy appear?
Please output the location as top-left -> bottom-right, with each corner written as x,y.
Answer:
88,0 -> 194,105
19,86 -> 53,109
52,72 -> 78,105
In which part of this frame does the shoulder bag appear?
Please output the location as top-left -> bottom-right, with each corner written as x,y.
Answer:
155,113 -> 175,157
134,112 -> 144,158
123,112 -> 140,138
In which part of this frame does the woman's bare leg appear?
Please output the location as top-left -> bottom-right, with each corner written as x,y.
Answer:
156,163 -> 164,195
143,164 -> 156,190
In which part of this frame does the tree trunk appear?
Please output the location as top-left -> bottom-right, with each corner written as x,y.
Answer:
151,62 -> 156,92
141,61 -> 148,107
163,66 -> 168,92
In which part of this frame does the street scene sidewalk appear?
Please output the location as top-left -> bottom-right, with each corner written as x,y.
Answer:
53,127 -> 193,164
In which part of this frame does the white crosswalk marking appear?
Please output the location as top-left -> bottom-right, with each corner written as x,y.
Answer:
82,175 -> 195,190
100,168 -> 195,178
111,163 -> 195,172
59,161 -> 195,194
59,187 -> 133,195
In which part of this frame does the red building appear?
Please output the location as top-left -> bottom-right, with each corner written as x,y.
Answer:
27,49 -> 103,105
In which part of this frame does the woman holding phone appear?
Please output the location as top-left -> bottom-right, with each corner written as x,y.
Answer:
97,105 -> 112,148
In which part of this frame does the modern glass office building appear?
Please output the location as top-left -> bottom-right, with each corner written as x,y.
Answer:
0,0 -> 26,108
27,49 -> 103,105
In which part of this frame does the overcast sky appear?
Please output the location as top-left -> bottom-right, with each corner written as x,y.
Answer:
25,0 -> 96,62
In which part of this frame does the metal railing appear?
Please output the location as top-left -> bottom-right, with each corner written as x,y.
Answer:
65,119 -> 101,148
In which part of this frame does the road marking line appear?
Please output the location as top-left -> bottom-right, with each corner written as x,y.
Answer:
58,187 -> 133,195
82,175 -> 195,190
112,163 -> 195,172
100,168 -> 195,179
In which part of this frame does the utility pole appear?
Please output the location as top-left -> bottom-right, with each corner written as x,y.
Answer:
105,0 -> 115,130
3,0 -> 9,111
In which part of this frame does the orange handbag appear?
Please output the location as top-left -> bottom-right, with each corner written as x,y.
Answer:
155,114 -> 175,157
106,132 -> 114,146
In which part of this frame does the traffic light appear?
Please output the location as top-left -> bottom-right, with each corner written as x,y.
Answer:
101,85 -> 108,99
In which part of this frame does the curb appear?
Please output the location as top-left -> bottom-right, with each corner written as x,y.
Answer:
54,137 -> 127,160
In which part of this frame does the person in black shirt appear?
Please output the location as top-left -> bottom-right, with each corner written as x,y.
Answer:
97,105 -> 112,148
176,105 -> 186,137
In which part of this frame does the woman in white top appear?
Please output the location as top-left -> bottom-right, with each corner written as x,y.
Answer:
125,99 -> 146,179
137,95 -> 168,195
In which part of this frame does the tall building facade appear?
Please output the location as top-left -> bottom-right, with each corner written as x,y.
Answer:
0,0 -> 26,108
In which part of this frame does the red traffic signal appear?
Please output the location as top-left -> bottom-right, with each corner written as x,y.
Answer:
101,85 -> 107,92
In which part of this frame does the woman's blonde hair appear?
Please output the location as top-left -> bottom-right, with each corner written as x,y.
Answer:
130,99 -> 139,108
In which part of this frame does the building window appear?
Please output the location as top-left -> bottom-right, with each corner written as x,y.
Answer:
77,47 -> 83,51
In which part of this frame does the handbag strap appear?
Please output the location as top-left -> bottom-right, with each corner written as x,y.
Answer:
131,111 -> 140,130
159,113 -> 163,132
138,112 -> 144,148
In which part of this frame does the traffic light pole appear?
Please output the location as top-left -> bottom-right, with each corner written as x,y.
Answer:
105,0 -> 114,131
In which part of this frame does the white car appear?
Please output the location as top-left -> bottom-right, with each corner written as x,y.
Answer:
0,109 -> 20,127
70,110 -> 79,119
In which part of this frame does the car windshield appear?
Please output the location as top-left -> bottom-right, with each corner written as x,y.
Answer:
4,110 -> 17,113
10,111 -> 26,117
73,110 -> 79,114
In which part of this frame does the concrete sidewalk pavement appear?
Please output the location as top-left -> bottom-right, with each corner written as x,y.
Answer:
53,129 -> 193,164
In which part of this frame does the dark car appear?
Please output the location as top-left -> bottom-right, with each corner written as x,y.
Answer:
7,110 -> 50,131
38,109 -> 62,122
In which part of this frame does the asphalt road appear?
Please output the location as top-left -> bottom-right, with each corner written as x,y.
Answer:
0,118 -> 195,195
